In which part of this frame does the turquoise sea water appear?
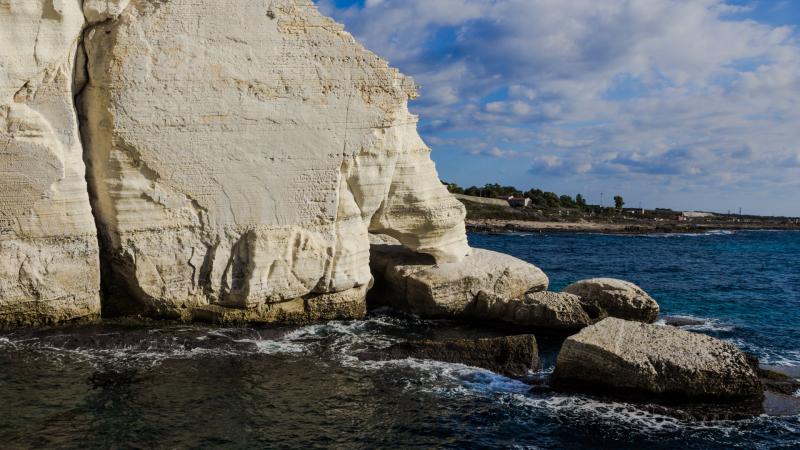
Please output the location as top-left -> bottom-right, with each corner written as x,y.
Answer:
0,230 -> 798,449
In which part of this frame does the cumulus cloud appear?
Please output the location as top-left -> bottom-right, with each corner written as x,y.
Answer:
316,0 -> 800,215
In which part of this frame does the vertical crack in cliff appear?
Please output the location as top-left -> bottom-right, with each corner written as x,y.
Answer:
72,26 -> 137,318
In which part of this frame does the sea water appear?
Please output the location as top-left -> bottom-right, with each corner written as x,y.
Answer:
0,230 -> 798,449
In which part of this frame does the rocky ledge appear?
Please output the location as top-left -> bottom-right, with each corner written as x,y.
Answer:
369,238 -> 549,318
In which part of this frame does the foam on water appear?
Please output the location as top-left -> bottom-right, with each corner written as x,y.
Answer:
643,230 -> 736,238
657,315 -> 736,333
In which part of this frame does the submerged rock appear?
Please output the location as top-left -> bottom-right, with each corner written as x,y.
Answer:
663,315 -> 707,327
358,334 -> 539,377
563,278 -> 660,323
473,291 -> 592,331
553,318 -> 762,402
370,243 -> 548,317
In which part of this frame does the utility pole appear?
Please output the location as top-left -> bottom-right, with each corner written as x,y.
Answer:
600,192 -> 604,208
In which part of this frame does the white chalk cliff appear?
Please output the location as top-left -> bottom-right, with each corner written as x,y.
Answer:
1,0 -> 473,325
0,0 -> 100,325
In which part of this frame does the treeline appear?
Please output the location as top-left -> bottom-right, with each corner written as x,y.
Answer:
444,182 -> 623,209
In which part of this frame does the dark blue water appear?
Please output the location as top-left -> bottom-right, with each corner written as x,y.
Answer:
1,230 -> 798,449
471,230 -> 800,366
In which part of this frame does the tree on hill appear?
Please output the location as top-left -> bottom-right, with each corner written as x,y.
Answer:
576,194 -> 587,207
614,195 -> 625,210
463,183 -> 522,198
542,191 -> 560,208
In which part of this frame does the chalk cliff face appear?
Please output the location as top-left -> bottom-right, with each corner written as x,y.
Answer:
76,0 -> 469,320
0,1 -> 100,325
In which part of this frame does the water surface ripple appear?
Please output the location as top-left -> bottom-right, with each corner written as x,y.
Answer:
0,230 -> 798,449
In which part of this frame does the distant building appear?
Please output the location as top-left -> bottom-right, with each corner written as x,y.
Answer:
682,211 -> 715,219
508,197 -> 531,208
623,208 -> 645,215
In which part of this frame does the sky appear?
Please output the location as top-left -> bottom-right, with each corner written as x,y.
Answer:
314,0 -> 800,216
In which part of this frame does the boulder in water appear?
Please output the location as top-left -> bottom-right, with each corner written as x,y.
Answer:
359,334 -> 539,377
369,243 -> 549,317
553,318 -> 763,401
563,278 -> 660,323
472,291 -> 593,331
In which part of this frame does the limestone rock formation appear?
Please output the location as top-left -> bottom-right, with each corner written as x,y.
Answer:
76,0 -> 469,320
563,278 -> 660,323
473,291 -> 592,331
370,242 -> 548,317
358,334 -> 539,377
0,0 -> 100,326
83,0 -> 130,23
553,318 -> 763,401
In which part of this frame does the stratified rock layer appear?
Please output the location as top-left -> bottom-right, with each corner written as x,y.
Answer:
79,0 -> 469,320
553,318 -> 763,401
563,278 -> 660,323
370,242 -> 549,317
0,1 -> 100,326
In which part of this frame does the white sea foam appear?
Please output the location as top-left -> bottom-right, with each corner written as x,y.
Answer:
643,229 -> 736,238
657,315 -> 735,333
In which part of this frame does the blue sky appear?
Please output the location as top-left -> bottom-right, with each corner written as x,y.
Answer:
315,0 -> 800,216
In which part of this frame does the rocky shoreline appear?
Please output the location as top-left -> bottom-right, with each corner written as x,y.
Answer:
2,0 -> 794,423
361,235 -> 796,420
466,218 -> 800,235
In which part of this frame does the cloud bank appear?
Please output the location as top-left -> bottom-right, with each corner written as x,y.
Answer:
316,0 -> 800,215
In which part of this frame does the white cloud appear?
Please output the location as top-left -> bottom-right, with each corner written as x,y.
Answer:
317,0 -> 800,215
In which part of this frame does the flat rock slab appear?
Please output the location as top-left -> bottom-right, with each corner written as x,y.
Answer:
553,318 -> 762,402
370,244 -> 549,317
359,334 -> 539,378
563,278 -> 660,323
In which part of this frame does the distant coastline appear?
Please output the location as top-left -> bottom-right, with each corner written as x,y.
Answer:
456,194 -> 800,235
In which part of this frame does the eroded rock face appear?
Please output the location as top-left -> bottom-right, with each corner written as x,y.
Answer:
83,0 -> 130,23
563,278 -> 660,323
473,291 -> 592,331
358,334 -> 539,377
78,0 -> 469,319
370,242 -> 548,317
553,318 -> 763,401
0,0 -> 100,326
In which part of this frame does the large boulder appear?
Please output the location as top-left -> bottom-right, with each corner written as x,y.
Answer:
78,0 -> 470,321
553,318 -> 763,401
0,1 -> 101,326
473,291 -> 593,331
358,334 -> 539,377
370,243 -> 549,317
563,278 -> 660,323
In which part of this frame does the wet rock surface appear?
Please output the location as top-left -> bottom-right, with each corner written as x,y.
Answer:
358,334 -> 539,377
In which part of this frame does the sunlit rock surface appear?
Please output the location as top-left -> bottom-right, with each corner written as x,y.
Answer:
563,278 -> 660,323
370,242 -> 548,317
0,0 -> 100,326
553,318 -> 763,401
473,291 -> 593,331
78,0 -> 469,320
